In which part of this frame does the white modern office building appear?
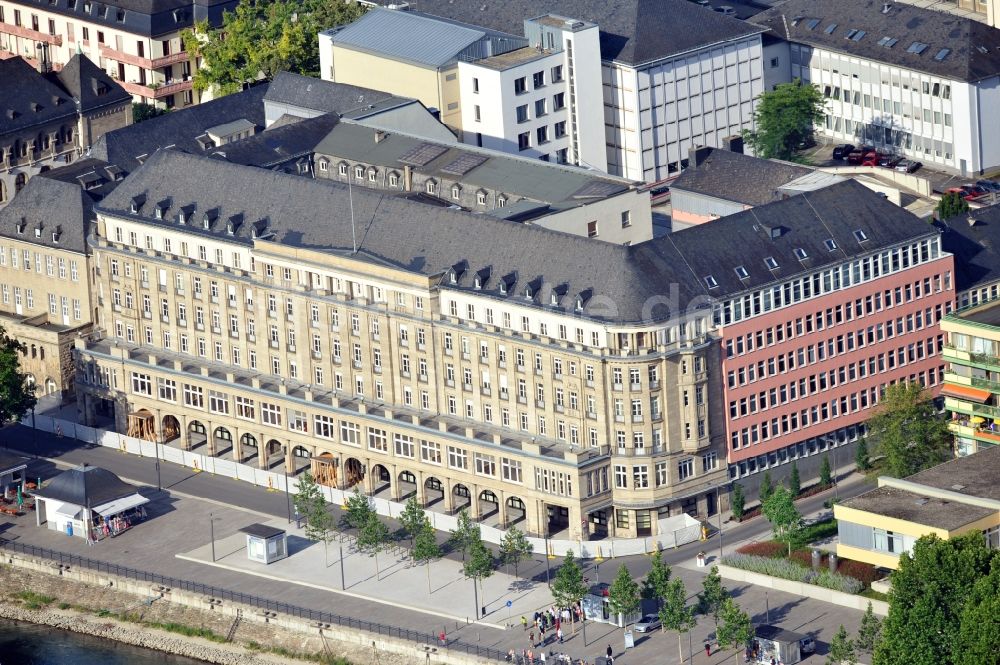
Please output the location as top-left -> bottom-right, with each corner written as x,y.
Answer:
756,0 -> 1000,175
326,0 -> 766,182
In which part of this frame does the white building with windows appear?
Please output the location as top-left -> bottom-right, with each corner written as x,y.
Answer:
325,0 -> 766,182
755,0 -> 1000,175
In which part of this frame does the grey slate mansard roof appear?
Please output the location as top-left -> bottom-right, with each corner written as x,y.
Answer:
90,85 -> 269,173
97,151 -> 935,324
34,464 -> 140,507
208,114 -> 340,169
96,149 -> 703,324
0,57 -> 77,136
313,122 -> 631,213
664,178 -> 938,298
670,149 -> 813,207
11,0 -> 237,38
753,0 -> 1000,83
55,53 -> 133,113
263,71 -> 409,119
363,0 -> 764,66
936,204 -> 1000,293
0,175 -> 94,253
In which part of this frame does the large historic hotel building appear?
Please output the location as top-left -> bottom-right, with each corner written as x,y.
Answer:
69,146 -> 953,539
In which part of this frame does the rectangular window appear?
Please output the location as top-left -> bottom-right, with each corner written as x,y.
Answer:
261,402 -> 282,426
208,390 -> 229,414
447,446 -> 468,469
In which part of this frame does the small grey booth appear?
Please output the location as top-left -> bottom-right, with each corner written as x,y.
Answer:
239,523 -> 288,564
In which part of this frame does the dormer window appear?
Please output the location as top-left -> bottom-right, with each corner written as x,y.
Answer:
575,297 -> 583,311
735,265 -> 750,279
794,247 -> 808,260
550,293 -> 559,306
448,270 -> 457,284
368,168 -> 377,183
130,195 -> 145,213
83,1 -> 91,12
227,221 -> 235,235
52,228 -> 61,243
155,206 -> 163,219
388,172 -> 399,187
824,238 -> 838,251
426,180 -> 437,195
499,281 -> 507,295
524,286 -> 532,299
338,162 -> 348,176
853,229 -> 869,242
474,276 -> 482,289
704,275 -> 718,289
451,185 -> 461,200
15,220 -> 25,235
354,166 -> 364,179
317,159 -> 329,172
764,257 -> 779,270
477,191 -> 487,206
34,227 -> 42,238
497,195 -> 507,208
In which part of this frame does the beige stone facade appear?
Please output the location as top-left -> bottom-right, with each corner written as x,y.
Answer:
76,212 -> 728,540
0,231 -> 92,400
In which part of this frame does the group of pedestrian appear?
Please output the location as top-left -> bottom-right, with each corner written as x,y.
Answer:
522,607 -> 569,648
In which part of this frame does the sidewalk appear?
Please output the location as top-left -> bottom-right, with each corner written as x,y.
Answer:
176,517 -> 555,628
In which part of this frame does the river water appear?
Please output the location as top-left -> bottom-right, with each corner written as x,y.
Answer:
0,619 -> 207,665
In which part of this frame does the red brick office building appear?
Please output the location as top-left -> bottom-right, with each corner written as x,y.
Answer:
669,180 -> 955,485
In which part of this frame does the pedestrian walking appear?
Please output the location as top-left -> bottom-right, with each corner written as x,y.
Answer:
438,631 -> 446,647
521,616 -> 528,630
529,631 -> 535,647
704,642 -> 711,657
606,644 -> 613,660
557,627 -> 563,644
540,652 -> 546,664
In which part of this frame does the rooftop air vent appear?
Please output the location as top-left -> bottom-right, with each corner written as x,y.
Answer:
951,484 -> 966,491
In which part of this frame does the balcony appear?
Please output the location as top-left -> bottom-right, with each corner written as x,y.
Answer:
0,22 -> 62,46
100,43 -> 189,70
119,78 -> 193,99
949,419 -> 1000,445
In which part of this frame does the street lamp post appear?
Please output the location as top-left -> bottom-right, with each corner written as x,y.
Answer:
153,408 -> 162,492
716,484 -> 724,561
210,512 -> 217,562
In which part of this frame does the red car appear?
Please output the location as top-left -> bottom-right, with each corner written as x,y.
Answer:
860,151 -> 880,167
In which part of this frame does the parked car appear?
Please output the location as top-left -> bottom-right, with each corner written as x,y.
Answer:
634,615 -> 662,633
878,154 -> 902,168
947,185 -> 987,202
895,159 -> 922,173
831,144 -> 855,159
847,145 -> 875,164
860,151 -> 881,167
976,179 -> 1000,192
800,637 -> 816,654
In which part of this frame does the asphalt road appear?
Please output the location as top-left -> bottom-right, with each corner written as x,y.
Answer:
0,422 -> 874,582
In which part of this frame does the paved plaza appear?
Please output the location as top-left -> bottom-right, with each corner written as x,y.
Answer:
0,422 -> 876,663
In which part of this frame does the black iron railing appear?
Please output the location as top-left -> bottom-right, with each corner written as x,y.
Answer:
0,537 -> 504,661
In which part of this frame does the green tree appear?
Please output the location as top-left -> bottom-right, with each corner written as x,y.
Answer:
742,79 -> 826,160
953,561 -> 1000,665
759,471 -> 774,502
716,597 -> 753,663
730,483 -> 745,522
865,382 -> 951,479
182,0 -> 366,96
659,578 -> 697,663
874,533 -> 1000,665
788,462 -> 801,497
399,496 -> 426,545
855,602 -> 882,654
356,511 -> 390,579
937,191 -> 970,221
607,564 -> 641,629
697,565 -> 729,629
462,533 -> 495,612
820,455 -> 833,486
411,518 -> 442,594
855,438 -> 872,472
761,485 -> 802,557
642,551 -> 672,602
551,551 -> 589,632
827,625 -> 857,665
131,102 -> 168,123
292,472 -> 335,564
0,327 -> 36,426
498,526 -> 533,576
343,486 -> 374,529
449,508 -> 479,561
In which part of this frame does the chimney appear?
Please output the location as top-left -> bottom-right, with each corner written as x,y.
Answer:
722,135 -> 744,154
403,164 -> 412,191
688,145 -> 712,169
968,215 -> 979,227
374,129 -> 388,143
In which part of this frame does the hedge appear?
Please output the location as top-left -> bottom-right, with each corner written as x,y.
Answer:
722,553 -> 864,594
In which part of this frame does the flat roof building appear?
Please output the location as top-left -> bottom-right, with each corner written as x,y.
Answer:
834,444 -> 1000,568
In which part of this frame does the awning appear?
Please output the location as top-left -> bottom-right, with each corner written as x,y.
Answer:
92,493 -> 149,517
53,503 -> 80,519
942,383 -> 992,403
